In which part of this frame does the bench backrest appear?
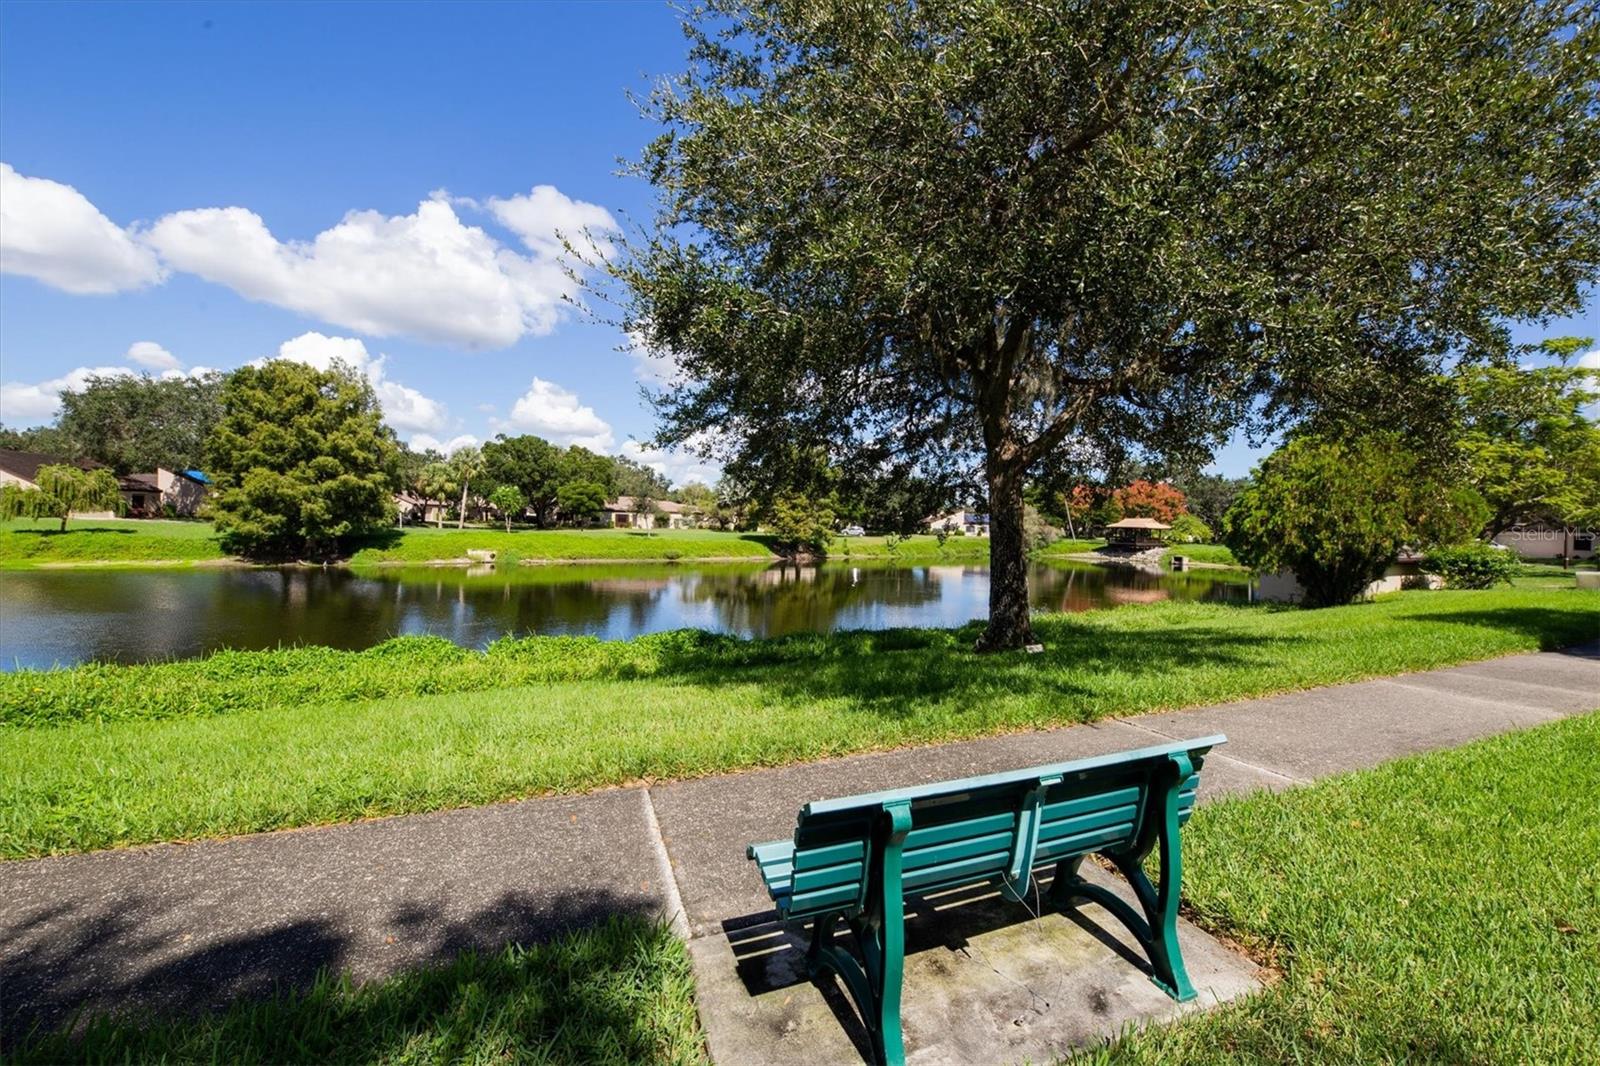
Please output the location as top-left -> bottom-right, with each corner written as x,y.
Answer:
771,735 -> 1222,920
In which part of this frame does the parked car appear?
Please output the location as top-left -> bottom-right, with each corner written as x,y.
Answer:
840,525 -> 866,537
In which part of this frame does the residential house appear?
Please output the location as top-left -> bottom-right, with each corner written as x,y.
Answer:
1252,551 -> 1443,603
927,509 -> 990,537
602,496 -> 698,530
0,449 -> 100,490
1492,522 -> 1596,560
120,468 -> 209,517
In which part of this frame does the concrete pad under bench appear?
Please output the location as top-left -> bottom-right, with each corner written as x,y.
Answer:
690,865 -> 1261,1066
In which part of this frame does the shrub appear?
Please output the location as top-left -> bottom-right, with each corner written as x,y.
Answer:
1162,513 -> 1213,545
1423,542 -> 1516,589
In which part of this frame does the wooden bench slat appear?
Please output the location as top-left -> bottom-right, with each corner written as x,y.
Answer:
793,839 -> 868,871
1032,821 -> 1139,863
902,829 -> 1015,874
902,848 -> 1015,892
902,810 -> 1015,850
1040,784 -> 1143,821
1037,803 -> 1140,842
789,880 -> 865,915
791,860 -> 865,895
801,735 -> 1226,818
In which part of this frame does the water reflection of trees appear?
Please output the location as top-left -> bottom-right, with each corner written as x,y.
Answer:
2,560 -> 1251,668
678,562 -> 949,637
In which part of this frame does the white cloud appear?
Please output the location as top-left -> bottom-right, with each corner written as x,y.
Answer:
270,331 -> 448,434
0,164 -> 164,294
1579,349 -> 1600,418
624,328 -> 681,387
409,432 -> 480,456
503,377 -> 614,449
126,341 -> 180,371
1,166 -> 616,351
620,435 -> 722,489
487,185 -> 618,260
145,191 -> 608,349
0,365 -> 136,424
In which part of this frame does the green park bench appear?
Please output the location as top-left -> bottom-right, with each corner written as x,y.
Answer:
747,734 -> 1225,1065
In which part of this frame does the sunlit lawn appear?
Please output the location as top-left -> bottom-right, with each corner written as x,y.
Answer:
3,586 -> 1593,857
1086,711 -> 1600,1063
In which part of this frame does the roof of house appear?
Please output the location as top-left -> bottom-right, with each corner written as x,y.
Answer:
606,495 -> 696,514
0,449 -> 102,484
120,473 -> 160,491
1105,517 -> 1172,530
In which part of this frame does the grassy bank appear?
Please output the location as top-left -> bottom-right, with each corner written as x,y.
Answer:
0,519 -> 1012,568
3,587 -> 1593,856
1092,711 -> 1600,1063
10,916 -> 705,1065
0,518 -> 227,568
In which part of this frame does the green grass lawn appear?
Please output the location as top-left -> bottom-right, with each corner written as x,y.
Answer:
1088,711 -> 1600,1064
3,586 -> 1593,857
1168,542 -> 1239,566
0,517 -> 227,568
347,526 -> 783,564
0,519 -> 1005,567
10,916 -> 705,1066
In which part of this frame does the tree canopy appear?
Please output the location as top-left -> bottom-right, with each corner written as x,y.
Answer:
1450,349 -> 1600,536
0,464 -> 122,531
1224,434 -> 1484,607
616,0 -> 1600,648
206,361 -> 400,558
57,372 -> 223,474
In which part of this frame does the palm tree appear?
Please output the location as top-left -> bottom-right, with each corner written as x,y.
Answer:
450,446 -> 485,530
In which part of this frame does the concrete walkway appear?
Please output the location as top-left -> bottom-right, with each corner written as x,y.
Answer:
2,643 -> 1596,1058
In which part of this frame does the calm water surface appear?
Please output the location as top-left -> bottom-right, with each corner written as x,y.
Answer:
0,561 -> 1249,670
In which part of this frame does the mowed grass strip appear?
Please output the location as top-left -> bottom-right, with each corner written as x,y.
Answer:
9,916 -> 705,1066
2,587 -> 1594,857
346,526 -> 782,565
1084,711 -> 1600,1064
0,518 -> 227,567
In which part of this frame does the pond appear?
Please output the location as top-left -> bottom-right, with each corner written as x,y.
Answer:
0,560 -> 1250,670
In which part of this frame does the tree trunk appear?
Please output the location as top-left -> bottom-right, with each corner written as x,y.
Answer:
976,460 -> 1035,651
457,480 -> 469,530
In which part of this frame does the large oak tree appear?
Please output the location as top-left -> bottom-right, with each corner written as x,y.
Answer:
616,0 -> 1600,648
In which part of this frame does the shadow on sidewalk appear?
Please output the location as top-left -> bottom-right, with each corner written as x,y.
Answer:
0,884 -> 656,1049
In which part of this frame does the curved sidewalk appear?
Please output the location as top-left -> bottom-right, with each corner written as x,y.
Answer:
2,642 -> 1595,1053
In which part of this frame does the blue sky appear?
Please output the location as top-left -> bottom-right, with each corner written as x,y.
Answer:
1,1 -> 1595,484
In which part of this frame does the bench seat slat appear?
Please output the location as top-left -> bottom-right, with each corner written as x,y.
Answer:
749,840 -> 794,867
793,840 -> 867,871
788,880 -> 864,915
791,860 -> 864,894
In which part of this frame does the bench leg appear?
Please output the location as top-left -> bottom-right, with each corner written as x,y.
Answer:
1049,756 -> 1198,1003
804,804 -> 912,1066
